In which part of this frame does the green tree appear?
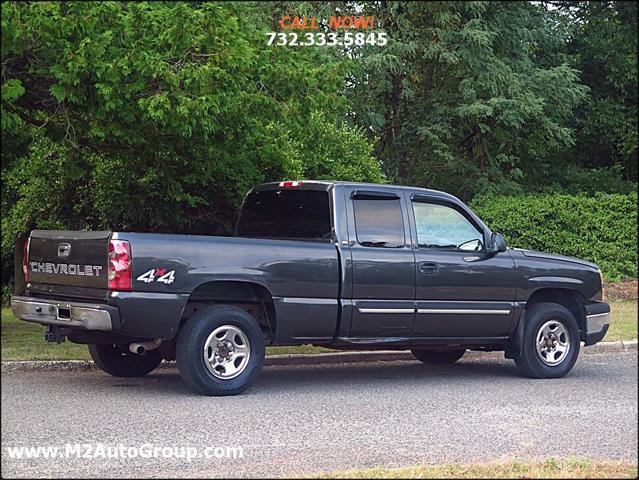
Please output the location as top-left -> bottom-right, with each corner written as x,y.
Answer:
1,1 -> 384,291
349,1 -> 590,199
558,1 -> 638,183
2,1 -> 637,296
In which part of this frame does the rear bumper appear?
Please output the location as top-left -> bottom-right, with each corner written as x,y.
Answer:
11,291 -> 188,340
584,302 -> 611,346
11,296 -> 119,331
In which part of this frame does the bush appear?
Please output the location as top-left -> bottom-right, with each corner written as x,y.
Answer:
469,192 -> 638,281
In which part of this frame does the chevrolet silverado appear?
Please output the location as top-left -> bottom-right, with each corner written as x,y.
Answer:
11,181 -> 611,395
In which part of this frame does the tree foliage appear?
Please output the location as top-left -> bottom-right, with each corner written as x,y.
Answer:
1,1 -> 384,286
560,1 -> 638,182
1,1 -> 637,292
348,1 -> 596,199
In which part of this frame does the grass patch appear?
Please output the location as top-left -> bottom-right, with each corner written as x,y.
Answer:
2,301 -> 635,361
1,308 -> 90,361
606,300 -> 638,341
300,458 -> 638,479
266,345 -> 333,355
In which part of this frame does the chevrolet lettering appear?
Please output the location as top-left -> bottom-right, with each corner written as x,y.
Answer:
30,262 -> 103,276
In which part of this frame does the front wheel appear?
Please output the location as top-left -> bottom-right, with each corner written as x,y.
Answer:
88,344 -> 162,377
515,302 -> 580,379
176,305 -> 265,396
411,349 -> 466,364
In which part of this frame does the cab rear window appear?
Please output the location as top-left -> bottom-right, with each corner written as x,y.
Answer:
236,190 -> 332,241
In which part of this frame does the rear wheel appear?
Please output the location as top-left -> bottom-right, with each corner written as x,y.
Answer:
88,344 -> 162,377
411,349 -> 466,364
176,305 -> 265,396
515,302 -> 580,378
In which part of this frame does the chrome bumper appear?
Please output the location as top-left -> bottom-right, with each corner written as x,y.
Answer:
586,311 -> 610,335
584,302 -> 611,346
11,296 -> 116,331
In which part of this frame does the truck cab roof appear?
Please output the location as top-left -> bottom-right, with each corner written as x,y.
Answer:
253,180 -> 461,203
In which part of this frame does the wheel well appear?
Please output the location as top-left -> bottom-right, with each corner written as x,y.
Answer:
180,281 -> 276,343
526,288 -> 586,333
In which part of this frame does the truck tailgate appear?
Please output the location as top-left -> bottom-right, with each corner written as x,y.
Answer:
27,230 -> 110,289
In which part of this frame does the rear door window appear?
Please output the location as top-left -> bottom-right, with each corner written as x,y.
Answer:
353,197 -> 405,248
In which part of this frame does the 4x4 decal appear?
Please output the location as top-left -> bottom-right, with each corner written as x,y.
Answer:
136,268 -> 176,284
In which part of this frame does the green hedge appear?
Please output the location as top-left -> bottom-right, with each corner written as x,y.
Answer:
469,192 -> 638,281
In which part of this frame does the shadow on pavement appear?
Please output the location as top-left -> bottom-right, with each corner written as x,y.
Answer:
54,357 -> 527,396
14,353 -> 608,398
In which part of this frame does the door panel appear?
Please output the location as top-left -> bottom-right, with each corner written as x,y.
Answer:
351,299 -> 415,337
352,249 -> 415,299
350,248 -> 415,336
413,255 -> 516,337
345,187 -> 416,337
409,197 -> 516,338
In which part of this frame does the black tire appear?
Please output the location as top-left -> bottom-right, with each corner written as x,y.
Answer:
88,344 -> 162,377
175,305 -> 265,396
515,302 -> 580,379
411,349 -> 466,364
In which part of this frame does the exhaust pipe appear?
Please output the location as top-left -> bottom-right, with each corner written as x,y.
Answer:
129,339 -> 162,355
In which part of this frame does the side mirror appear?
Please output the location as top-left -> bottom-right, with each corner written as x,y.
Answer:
487,232 -> 507,255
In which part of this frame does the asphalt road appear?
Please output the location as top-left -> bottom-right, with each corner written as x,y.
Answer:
1,351 -> 637,478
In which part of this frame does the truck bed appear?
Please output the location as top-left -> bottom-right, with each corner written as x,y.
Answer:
24,230 -> 341,342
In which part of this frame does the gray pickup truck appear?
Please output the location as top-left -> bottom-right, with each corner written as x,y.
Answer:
11,181 -> 610,395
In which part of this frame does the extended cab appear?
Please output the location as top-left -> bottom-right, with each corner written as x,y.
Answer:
11,181 -> 611,395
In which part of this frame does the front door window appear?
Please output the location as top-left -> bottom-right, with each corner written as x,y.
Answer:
412,202 -> 483,251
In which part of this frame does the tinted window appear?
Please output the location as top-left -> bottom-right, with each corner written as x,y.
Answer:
237,190 -> 331,240
412,202 -> 483,250
354,198 -> 405,247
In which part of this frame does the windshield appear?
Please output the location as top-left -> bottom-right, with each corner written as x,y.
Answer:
236,189 -> 332,241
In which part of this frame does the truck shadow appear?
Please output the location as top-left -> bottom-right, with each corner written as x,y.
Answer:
254,359 -> 523,392
149,358 -> 528,396
73,355 -> 597,397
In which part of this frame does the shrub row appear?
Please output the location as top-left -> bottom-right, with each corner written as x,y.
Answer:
469,192 -> 638,281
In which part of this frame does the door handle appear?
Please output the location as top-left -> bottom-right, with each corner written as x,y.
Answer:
418,262 -> 439,274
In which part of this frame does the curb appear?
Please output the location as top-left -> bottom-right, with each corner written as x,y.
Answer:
581,339 -> 637,354
1,340 -> 635,373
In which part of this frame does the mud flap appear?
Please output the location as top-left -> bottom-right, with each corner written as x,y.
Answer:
504,310 -> 526,359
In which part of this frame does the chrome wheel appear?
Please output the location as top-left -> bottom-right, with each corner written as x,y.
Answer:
535,320 -> 570,366
203,325 -> 251,379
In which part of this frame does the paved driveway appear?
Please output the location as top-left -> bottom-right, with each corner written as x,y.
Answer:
1,351 -> 637,478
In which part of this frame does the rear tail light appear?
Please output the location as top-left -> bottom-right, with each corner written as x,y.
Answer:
23,238 -> 31,283
108,240 -> 132,291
